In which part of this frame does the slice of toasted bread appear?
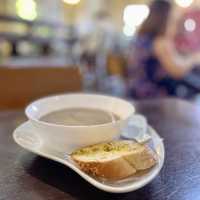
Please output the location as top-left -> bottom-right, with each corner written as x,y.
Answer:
71,140 -> 156,180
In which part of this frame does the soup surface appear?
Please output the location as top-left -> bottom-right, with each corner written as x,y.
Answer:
40,108 -> 120,126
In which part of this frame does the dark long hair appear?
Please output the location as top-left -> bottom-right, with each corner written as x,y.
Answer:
138,0 -> 172,39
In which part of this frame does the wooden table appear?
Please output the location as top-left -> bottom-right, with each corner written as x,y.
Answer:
0,98 -> 200,200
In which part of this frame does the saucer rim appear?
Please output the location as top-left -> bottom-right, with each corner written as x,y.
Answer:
13,120 -> 165,193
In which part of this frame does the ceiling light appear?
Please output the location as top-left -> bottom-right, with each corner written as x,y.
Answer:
123,5 -> 149,28
63,0 -> 80,5
16,0 -> 37,21
123,25 -> 136,37
175,0 -> 193,8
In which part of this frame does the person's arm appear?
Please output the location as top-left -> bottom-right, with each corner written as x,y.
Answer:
153,37 -> 198,79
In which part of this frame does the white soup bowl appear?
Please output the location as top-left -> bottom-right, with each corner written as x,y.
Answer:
25,93 -> 135,153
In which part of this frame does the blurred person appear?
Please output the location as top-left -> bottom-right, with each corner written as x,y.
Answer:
78,10 -> 117,55
127,0 -> 200,98
78,10 -> 121,92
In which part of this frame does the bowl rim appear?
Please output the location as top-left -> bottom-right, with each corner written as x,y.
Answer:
25,93 -> 135,128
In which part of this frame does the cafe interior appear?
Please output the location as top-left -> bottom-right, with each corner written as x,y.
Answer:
0,0 -> 200,108
1,0 -> 200,199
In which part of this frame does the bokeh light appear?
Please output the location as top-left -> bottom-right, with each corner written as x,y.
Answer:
123,25 -> 136,37
63,0 -> 81,5
16,0 -> 37,21
123,5 -> 149,28
123,4 -> 149,37
175,0 -> 193,8
184,18 -> 196,32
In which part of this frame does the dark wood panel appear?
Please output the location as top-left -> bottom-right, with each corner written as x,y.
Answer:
0,67 -> 82,109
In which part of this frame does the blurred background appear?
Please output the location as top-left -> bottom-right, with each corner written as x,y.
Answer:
1,0 -> 200,109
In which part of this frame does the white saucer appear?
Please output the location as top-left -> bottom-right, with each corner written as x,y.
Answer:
13,121 -> 165,193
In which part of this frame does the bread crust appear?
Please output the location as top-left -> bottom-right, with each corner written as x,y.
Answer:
124,145 -> 157,170
72,156 -> 136,180
71,140 -> 157,180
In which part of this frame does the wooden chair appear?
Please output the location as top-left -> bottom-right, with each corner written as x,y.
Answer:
0,66 -> 82,110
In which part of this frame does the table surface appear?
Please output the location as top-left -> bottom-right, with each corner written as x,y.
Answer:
0,98 -> 200,200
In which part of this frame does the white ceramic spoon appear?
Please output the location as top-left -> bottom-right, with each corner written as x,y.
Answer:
13,121 -> 165,193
